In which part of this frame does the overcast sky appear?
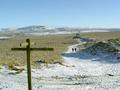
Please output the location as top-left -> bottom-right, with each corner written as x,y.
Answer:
0,0 -> 120,28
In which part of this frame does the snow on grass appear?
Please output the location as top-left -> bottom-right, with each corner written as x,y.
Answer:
0,37 -> 11,40
80,30 -> 109,33
25,31 -> 75,36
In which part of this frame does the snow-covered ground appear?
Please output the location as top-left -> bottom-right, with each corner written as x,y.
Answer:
25,30 -> 109,36
0,37 -> 11,40
0,42 -> 120,90
80,30 -> 109,33
25,31 -> 75,36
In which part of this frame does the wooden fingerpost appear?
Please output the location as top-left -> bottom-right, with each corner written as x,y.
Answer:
11,39 -> 54,90
26,39 -> 32,90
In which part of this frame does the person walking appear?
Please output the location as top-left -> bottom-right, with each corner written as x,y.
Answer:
72,48 -> 74,52
75,48 -> 77,52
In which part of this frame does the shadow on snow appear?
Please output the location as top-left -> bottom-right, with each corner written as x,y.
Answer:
62,50 -> 120,64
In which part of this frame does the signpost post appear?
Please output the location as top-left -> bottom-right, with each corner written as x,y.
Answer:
11,39 -> 53,90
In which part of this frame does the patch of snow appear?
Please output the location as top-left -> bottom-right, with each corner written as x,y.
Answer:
25,31 -> 76,36
80,30 -> 109,33
0,37 -> 11,40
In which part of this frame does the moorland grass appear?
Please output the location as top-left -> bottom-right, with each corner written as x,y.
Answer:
80,32 -> 120,41
0,34 -> 77,66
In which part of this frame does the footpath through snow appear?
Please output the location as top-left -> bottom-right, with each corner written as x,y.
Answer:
0,43 -> 120,90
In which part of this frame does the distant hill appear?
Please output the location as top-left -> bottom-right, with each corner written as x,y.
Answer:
0,25 -> 120,35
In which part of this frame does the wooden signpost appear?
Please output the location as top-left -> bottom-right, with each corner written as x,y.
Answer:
11,39 -> 53,90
